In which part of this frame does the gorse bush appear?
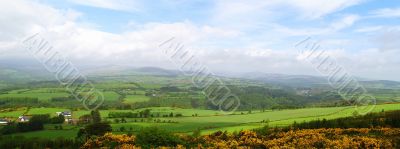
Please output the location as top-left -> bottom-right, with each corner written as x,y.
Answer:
81,128 -> 400,148
135,127 -> 183,148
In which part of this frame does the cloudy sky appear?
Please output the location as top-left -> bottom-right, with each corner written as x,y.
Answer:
0,0 -> 399,80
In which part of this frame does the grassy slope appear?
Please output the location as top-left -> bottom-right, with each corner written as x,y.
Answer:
5,103 -> 400,139
11,129 -> 78,139
0,92 -> 69,102
27,108 -> 71,116
123,95 -> 150,104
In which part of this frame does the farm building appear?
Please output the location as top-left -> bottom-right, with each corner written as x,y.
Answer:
17,115 -> 30,122
56,111 -> 72,117
0,118 -> 9,125
56,111 -> 72,122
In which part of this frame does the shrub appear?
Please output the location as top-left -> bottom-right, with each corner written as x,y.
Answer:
84,122 -> 112,136
135,127 -> 182,148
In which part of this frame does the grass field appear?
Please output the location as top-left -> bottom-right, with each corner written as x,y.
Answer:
111,122 -> 235,133
123,95 -> 150,104
7,89 -> 31,94
11,129 -> 78,139
0,109 -> 27,118
94,82 -> 140,89
4,103 -> 400,139
72,109 -> 134,119
23,88 -> 67,93
27,108 -> 70,116
0,92 -> 69,102
124,90 -> 146,95
102,91 -> 120,101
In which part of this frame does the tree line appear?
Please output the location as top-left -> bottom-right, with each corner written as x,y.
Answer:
289,109 -> 400,130
0,114 -> 64,135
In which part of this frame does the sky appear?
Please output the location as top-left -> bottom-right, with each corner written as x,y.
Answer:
0,0 -> 399,80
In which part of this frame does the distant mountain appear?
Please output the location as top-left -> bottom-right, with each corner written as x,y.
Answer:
133,67 -> 181,76
233,72 -> 400,89
85,66 -> 181,77
2,64 -> 400,90
237,72 -> 328,87
360,80 -> 400,89
0,67 -> 51,83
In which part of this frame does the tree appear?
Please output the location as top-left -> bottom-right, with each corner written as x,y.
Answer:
121,118 -> 127,123
143,109 -> 151,118
51,114 -> 65,124
352,110 -> 360,117
192,128 -> 201,138
30,114 -> 51,124
114,119 -> 120,123
0,123 -> 18,134
78,114 -> 92,124
120,126 -> 126,132
91,110 -> 102,123
135,127 -> 182,148
84,122 -> 112,136
190,98 -> 200,108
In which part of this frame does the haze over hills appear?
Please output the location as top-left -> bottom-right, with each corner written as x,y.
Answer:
1,65 -> 400,90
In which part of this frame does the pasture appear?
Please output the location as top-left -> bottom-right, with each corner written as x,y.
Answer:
3,102 -> 400,139
123,95 -> 150,104
27,108 -> 70,116
0,92 -> 69,102
11,129 -> 78,139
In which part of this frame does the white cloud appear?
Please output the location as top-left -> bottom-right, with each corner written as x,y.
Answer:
38,21 -> 241,67
67,0 -> 140,12
286,0 -> 363,19
213,0 -> 363,22
0,0 -> 241,67
210,0 -> 363,43
330,14 -> 359,30
0,0 -> 80,41
375,28 -> 400,51
0,0 -> 399,81
355,26 -> 383,33
370,7 -> 400,18
271,14 -> 360,36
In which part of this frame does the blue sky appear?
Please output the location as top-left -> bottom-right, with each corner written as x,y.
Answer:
0,0 -> 400,80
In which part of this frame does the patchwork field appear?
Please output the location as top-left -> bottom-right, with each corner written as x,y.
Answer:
0,92 -> 69,102
27,108 -> 70,116
0,109 -> 27,118
10,129 -> 78,139
123,95 -> 150,104
3,103 -> 400,139
1,79 -> 400,141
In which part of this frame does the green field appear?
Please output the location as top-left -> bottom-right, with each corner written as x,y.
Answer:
27,108 -> 70,116
102,91 -> 120,101
124,103 -> 400,134
0,108 -> 27,118
11,129 -> 78,139
0,92 -> 69,102
124,90 -> 146,95
5,103 -> 400,139
123,95 -> 150,104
